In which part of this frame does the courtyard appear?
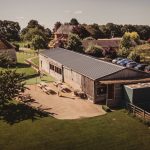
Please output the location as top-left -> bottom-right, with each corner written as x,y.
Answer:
24,84 -> 106,119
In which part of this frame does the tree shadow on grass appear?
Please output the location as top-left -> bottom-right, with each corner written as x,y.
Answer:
7,63 -> 31,69
0,103 -> 49,125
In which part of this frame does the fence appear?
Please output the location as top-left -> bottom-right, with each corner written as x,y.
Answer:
127,103 -> 150,121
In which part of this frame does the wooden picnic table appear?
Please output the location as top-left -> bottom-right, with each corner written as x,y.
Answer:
59,84 -> 71,93
44,86 -> 52,91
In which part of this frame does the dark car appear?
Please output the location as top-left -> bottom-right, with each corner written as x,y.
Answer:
134,64 -> 148,71
144,65 -> 150,73
112,57 -> 123,64
119,59 -> 133,66
126,62 -> 138,68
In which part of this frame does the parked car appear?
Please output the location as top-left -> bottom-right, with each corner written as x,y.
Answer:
144,65 -> 150,73
112,57 -> 123,64
116,58 -> 127,65
134,64 -> 148,71
126,62 -> 138,68
119,59 -> 133,66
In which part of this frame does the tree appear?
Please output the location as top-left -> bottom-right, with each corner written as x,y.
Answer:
53,22 -> 62,32
84,24 -> 104,39
21,20 -> 51,48
130,32 -> 140,44
0,20 -> 20,41
117,47 -> 130,58
70,18 -> 79,26
120,32 -> 132,49
72,25 -> 90,39
65,33 -> 84,53
85,44 -> 104,57
31,35 -> 47,50
128,50 -> 140,62
0,70 -> 25,104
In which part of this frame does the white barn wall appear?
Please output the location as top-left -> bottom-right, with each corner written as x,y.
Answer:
39,54 -> 63,81
64,67 -> 82,90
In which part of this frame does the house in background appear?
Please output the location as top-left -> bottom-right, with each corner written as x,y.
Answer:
49,24 -> 74,48
39,48 -> 150,107
82,38 -> 122,54
0,38 -> 17,62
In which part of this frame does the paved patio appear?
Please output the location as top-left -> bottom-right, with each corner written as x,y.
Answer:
24,84 -> 106,119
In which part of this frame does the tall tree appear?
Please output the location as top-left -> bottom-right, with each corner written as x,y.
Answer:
31,35 -> 47,50
21,20 -> 51,48
65,33 -> 84,53
53,22 -> 62,32
120,32 -> 133,49
70,18 -> 79,26
84,24 -> 104,39
0,20 -> 20,41
72,25 -> 90,39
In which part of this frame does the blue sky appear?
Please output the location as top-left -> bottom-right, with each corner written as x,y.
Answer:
0,0 -> 149,29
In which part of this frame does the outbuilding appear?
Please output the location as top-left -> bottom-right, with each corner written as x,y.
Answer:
0,38 -> 17,62
39,48 -> 150,107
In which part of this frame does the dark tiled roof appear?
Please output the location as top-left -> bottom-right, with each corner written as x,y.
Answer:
40,48 -> 125,80
82,38 -> 121,49
56,25 -> 74,34
0,39 -> 14,50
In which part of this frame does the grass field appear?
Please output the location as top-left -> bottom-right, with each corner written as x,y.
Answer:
31,56 -> 39,66
0,110 -> 150,150
0,52 -> 54,84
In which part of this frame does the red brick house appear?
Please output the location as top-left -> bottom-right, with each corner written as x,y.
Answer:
49,24 -> 74,48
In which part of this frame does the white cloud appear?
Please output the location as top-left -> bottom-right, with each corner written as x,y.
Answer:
64,10 -> 83,15
15,16 -> 24,20
64,10 -> 71,13
74,10 -> 83,15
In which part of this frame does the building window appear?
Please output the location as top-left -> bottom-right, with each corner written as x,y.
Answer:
49,64 -> 54,71
97,86 -> 107,96
54,66 -> 62,74
58,68 -> 62,74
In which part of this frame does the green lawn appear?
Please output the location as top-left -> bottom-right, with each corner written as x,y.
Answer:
0,110 -> 149,150
0,52 -> 54,84
31,56 -> 39,66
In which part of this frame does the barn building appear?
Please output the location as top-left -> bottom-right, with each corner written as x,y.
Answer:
39,48 -> 150,107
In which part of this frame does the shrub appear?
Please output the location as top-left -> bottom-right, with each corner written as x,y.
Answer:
0,53 -> 14,67
117,47 -> 130,58
86,44 -> 104,57
128,50 -> 140,62
13,43 -> 20,51
65,33 -> 84,53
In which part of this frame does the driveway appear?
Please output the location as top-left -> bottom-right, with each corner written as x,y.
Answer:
24,84 -> 106,119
